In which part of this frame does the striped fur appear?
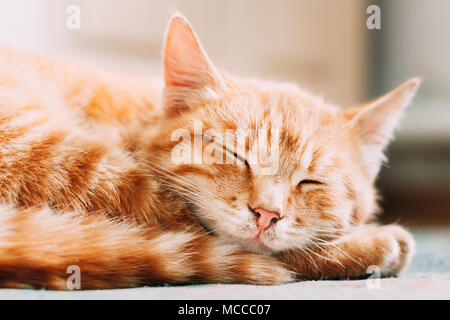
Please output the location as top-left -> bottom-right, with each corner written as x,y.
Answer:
0,205 -> 293,289
0,16 -> 419,289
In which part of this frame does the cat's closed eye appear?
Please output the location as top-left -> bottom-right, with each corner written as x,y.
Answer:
297,179 -> 323,187
227,149 -> 249,168
203,135 -> 249,167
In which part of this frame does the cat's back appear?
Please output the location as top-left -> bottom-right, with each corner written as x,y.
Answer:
0,48 -> 164,208
0,47 -> 163,125
0,46 -> 165,168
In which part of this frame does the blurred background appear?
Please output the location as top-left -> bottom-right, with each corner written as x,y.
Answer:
0,0 -> 449,226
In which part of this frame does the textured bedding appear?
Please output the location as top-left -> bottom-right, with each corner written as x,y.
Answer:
0,228 -> 448,300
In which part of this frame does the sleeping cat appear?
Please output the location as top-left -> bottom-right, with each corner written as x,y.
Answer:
0,15 -> 419,289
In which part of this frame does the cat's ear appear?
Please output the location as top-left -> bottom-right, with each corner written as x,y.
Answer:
346,77 -> 421,179
163,15 -> 225,115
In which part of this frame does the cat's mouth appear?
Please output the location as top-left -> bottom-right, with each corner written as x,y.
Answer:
238,235 -> 274,254
223,230 -> 275,254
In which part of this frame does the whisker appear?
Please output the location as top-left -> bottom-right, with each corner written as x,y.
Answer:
305,239 -> 345,268
292,247 -> 319,271
309,235 -> 362,267
303,245 -> 345,269
144,160 -> 224,202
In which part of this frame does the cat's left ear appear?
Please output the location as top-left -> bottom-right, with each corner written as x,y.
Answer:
163,14 -> 225,115
346,77 -> 421,179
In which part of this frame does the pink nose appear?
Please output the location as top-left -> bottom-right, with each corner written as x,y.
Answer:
253,207 -> 280,234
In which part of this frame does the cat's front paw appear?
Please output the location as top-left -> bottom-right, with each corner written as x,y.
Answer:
236,254 -> 295,285
371,225 -> 415,276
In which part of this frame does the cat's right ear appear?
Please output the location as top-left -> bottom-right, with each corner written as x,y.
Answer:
163,15 -> 225,115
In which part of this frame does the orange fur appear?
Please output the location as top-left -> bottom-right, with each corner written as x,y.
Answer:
0,15 -> 419,289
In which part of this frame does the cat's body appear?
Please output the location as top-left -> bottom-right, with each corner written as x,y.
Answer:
0,16 -> 418,289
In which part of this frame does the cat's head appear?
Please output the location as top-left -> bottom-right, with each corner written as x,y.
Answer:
148,16 -> 420,254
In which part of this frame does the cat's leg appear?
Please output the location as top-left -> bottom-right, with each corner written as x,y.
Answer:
0,205 -> 293,289
276,224 -> 415,280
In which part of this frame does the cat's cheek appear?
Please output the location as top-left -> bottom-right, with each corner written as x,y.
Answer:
214,209 -> 257,239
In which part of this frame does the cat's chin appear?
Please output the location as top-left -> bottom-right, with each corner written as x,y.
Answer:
238,237 -> 276,255
215,227 -> 279,254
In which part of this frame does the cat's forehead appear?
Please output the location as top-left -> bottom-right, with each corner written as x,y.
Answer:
222,80 -> 341,136
214,81 -> 345,175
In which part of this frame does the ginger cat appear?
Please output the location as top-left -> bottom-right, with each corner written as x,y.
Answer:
0,16 -> 419,289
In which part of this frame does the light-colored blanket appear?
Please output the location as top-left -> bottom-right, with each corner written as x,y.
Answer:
0,228 -> 448,300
